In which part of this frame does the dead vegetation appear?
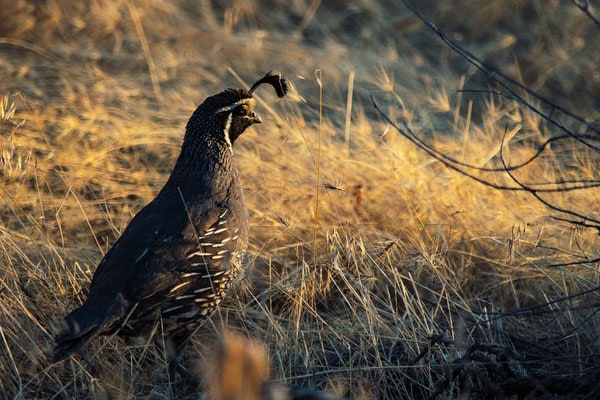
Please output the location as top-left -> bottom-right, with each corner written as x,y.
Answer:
1,1 -> 599,399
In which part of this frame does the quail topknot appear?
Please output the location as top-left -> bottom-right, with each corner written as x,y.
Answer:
51,71 -> 289,380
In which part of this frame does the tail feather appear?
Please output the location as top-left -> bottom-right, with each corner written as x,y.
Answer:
51,322 -> 103,363
51,296 -> 127,363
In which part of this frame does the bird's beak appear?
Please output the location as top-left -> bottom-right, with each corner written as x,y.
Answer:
249,112 -> 261,124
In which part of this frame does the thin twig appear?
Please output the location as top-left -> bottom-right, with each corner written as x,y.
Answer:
572,0 -> 600,31
371,96 -> 599,194
499,128 -> 600,229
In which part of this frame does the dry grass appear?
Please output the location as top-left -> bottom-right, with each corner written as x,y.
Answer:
1,1 -> 599,399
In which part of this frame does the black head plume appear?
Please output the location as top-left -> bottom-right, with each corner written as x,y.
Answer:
248,71 -> 288,98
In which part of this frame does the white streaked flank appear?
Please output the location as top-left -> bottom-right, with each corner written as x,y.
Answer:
175,294 -> 196,300
168,281 -> 191,294
187,251 -> 212,259
201,271 -> 225,278
134,247 -> 149,264
162,305 -> 184,314
190,262 -> 208,267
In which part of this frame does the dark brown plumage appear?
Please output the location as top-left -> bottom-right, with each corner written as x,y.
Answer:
51,72 -> 288,380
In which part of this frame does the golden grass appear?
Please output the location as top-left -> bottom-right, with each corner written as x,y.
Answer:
1,1 -> 599,398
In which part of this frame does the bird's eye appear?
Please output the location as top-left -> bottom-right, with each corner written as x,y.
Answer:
234,104 -> 249,116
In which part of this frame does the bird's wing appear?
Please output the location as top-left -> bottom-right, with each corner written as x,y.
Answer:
122,200 -> 238,311
88,196 -> 226,305
52,196 -> 223,362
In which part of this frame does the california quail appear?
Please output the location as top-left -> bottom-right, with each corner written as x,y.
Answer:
51,72 -> 288,380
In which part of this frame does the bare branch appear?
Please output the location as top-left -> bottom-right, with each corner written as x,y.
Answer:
372,96 -> 600,193
402,0 -> 600,146
499,128 -> 600,229
572,0 -> 600,31
475,284 -> 600,324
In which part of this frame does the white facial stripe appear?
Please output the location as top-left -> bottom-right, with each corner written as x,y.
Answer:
224,113 -> 233,150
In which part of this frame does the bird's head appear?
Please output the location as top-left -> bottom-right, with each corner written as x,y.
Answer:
187,71 -> 288,146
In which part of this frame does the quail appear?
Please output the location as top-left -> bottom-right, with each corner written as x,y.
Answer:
51,72 -> 288,381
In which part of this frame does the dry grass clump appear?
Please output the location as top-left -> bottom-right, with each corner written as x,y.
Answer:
1,1 -> 599,399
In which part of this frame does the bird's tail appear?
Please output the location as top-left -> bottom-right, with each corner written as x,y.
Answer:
50,301 -> 124,363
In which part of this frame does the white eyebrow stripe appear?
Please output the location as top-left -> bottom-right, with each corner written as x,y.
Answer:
215,101 -> 246,114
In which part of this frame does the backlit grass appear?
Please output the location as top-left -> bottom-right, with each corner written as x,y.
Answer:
1,1 -> 599,399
